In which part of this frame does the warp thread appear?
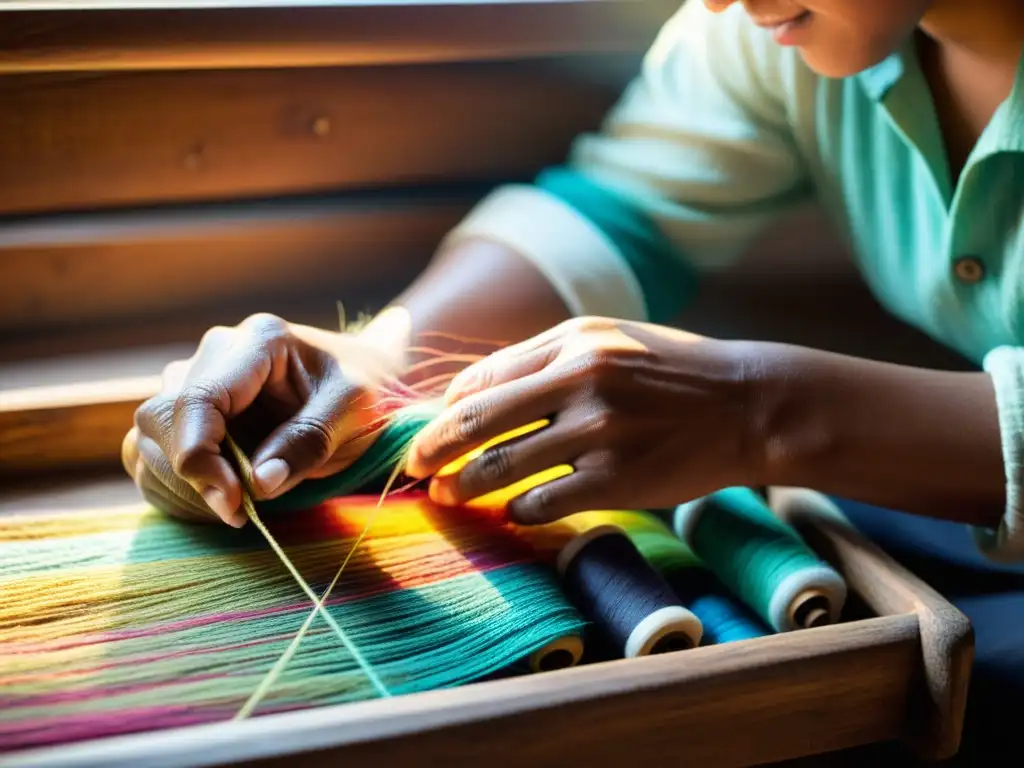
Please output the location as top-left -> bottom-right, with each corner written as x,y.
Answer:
675,487 -> 847,633
0,372 -> 854,755
223,434 -> 391,718
0,418 -> 587,753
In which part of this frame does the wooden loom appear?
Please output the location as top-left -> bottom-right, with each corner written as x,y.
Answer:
0,378 -> 974,767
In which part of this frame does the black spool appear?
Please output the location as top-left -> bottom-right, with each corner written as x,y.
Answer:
556,525 -> 702,658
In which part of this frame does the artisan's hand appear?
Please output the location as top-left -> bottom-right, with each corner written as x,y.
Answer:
405,317 -> 757,524
122,314 -> 400,527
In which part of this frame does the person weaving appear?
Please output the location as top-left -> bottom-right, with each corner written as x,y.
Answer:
123,0 -> 1023,755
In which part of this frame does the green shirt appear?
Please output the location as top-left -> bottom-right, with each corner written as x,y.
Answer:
444,2 -> 1024,560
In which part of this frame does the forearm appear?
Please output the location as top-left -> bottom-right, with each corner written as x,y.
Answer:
357,239 -> 572,385
750,342 -> 1005,528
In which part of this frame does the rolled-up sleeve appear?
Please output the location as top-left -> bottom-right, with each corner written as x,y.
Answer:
441,2 -> 812,324
975,347 -> 1024,561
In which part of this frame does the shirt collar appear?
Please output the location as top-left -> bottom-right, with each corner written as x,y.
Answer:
856,48 -> 908,102
995,44 -> 1024,153
856,36 -> 1024,156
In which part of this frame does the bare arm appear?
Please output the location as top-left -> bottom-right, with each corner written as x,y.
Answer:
358,239 -> 573,384
752,343 -> 1006,529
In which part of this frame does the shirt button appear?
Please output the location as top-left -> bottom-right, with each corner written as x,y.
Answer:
953,256 -> 985,284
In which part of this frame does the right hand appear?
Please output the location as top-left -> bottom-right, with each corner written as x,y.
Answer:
122,313 -> 398,527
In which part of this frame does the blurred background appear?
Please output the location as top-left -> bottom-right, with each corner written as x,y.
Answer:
0,0 -> 970,398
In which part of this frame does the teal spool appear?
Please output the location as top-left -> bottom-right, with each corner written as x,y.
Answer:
688,592 -> 767,644
674,488 -> 847,633
664,565 -> 769,645
259,401 -> 443,514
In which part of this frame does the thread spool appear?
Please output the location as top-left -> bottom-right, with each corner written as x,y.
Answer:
666,567 -> 768,645
674,487 -> 846,633
557,525 -> 703,657
527,635 -> 585,672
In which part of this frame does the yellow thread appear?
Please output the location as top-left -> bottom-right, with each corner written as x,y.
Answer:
225,436 -> 389,718
436,420 -> 549,478
467,465 -> 574,510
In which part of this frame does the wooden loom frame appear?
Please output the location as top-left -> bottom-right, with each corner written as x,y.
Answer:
0,380 -> 974,767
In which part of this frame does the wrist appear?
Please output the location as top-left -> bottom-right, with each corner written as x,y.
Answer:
353,306 -> 413,379
733,341 -> 830,490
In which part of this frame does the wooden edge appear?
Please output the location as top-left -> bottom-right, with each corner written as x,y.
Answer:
0,377 -> 160,476
0,384 -> 971,761
768,487 -> 974,762
1,616 -> 919,768
0,0 -> 679,73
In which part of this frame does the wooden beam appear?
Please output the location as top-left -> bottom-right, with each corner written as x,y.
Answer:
2,616 -> 921,767
0,192 -> 473,333
0,57 -> 635,214
0,387 -> 973,765
0,376 -> 160,477
0,1 -> 678,73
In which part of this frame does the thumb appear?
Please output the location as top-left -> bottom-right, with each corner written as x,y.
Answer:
247,380 -> 373,500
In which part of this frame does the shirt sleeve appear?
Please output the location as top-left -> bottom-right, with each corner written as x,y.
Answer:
974,347 -> 1024,562
441,2 -> 812,323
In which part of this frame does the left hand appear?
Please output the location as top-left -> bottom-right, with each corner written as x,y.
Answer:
405,317 -> 759,524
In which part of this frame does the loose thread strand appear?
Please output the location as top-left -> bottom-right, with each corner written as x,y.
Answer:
235,458 -> 402,719
224,435 -> 390,715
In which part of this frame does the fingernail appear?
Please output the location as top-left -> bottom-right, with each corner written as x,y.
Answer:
428,480 -> 457,507
254,458 -> 290,496
403,445 -> 426,480
446,372 -> 477,404
202,487 -> 238,525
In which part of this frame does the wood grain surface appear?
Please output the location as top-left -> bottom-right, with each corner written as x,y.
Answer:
0,0 -> 679,73
0,193 -> 471,333
0,57 -> 636,214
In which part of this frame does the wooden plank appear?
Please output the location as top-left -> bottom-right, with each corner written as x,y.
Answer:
0,377 -> 160,476
0,193 -> 470,332
0,392 -> 973,765
3,616 -> 920,768
0,56 -> 637,214
0,1 -> 678,73
770,488 -> 974,761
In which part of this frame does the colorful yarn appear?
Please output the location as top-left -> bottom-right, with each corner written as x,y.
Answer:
0,494 -> 585,752
522,509 -> 699,573
261,401 -> 444,514
0,386 -> 848,757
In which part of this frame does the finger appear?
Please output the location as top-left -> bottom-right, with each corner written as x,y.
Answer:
307,427 -> 383,479
445,339 -> 558,405
428,421 -> 588,507
135,435 -> 227,525
506,469 -> 610,525
122,427 -> 141,480
405,370 -> 567,480
247,375 -> 364,500
139,470 -> 215,525
161,359 -> 191,390
166,338 -> 280,522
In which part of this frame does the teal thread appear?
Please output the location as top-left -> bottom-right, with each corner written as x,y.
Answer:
261,401 -> 443,514
687,487 -> 829,630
